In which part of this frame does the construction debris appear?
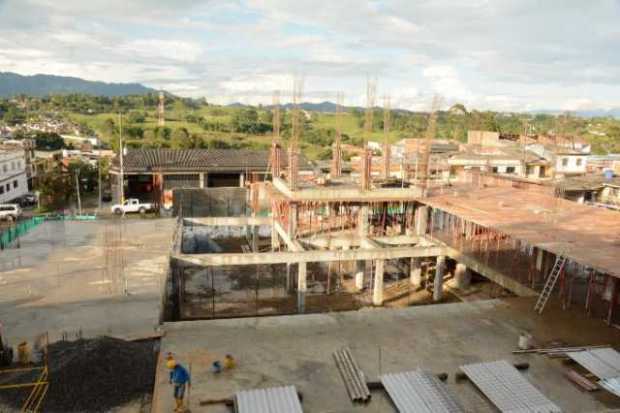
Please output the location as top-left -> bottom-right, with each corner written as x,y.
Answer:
0,337 -> 156,413
333,347 -> 371,402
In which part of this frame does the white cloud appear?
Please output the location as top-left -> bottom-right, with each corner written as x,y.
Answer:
118,39 -> 203,63
0,0 -> 619,110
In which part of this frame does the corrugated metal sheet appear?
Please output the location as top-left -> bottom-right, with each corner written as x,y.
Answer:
333,347 -> 371,402
460,360 -> 561,413
380,370 -> 464,413
598,377 -> 620,398
236,385 -> 303,413
567,348 -> 620,379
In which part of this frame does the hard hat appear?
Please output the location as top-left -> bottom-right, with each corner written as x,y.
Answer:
166,359 -> 177,369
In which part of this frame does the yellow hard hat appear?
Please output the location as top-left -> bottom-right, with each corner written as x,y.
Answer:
166,359 -> 176,369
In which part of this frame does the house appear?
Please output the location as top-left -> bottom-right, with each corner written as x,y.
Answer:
393,138 -> 459,157
526,144 -> 588,177
0,146 -> 28,203
556,174 -> 620,208
448,145 -> 550,181
108,148 -> 313,205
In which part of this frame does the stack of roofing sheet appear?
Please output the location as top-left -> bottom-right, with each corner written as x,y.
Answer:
235,385 -> 303,413
567,347 -> 620,397
380,370 -> 464,413
460,360 -> 561,413
333,347 -> 371,402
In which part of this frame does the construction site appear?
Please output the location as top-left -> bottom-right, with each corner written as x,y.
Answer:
2,83 -> 620,413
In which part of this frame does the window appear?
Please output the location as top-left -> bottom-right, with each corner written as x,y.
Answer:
5,184 -> 9,192
576,158 -> 583,166
10,161 -> 15,170
13,180 -> 18,189
2,164 -> 6,173
562,158 -> 569,167
17,161 -> 21,169
0,186 -> 3,195
506,166 -> 516,174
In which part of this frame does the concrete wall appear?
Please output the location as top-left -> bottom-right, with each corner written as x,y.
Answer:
467,130 -> 500,146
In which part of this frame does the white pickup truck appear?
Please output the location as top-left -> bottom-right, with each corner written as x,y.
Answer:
111,198 -> 154,215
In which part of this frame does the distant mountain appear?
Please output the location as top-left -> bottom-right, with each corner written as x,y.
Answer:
529,108 -> 620,119
229,101 -> 367,113
0,72 -> 157,97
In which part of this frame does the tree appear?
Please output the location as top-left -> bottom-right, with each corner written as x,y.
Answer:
171,128 -> 190,149
35,164 -> 73,210
33,132 -> 65,150
128,111 -> 146,123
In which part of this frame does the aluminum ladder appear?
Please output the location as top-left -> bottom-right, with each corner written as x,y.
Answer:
534,255 -> 567,314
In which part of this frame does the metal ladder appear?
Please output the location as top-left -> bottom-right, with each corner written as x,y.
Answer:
534,255 -> 567,314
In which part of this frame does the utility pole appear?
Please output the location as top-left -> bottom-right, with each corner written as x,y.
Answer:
98,157 -> 102,212
118,112 -> 124,205
74,169 -> 82,215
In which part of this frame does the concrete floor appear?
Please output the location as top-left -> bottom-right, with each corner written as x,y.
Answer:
0,218 -> 175,343
155,298 -> 620,413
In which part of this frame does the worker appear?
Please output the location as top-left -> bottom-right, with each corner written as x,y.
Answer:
223,354 -> 236,370
167,358 -> 191,412
211,360 -> 222,374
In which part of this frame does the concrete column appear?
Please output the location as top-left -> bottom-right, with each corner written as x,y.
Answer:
354,261 -> 365,291
373,259 -> 385,306
415,206 -> 429,236
286,263 -> 292,292
535,248 -> 543,271
239,173 -> 245,187
358,205 -> 369,237
297,262 -> 307,313
271,228 -> 279,251
199,173 -> 205,188
433,255 -> 445,302
251,225 -> 258,252
410,257 -> 422,289
455,263 -> 471,290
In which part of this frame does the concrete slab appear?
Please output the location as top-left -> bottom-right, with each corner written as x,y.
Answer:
0,218 -> 175,343
155,298 -> 620,413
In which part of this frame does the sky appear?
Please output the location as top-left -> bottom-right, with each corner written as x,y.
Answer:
0,0 -> 619,112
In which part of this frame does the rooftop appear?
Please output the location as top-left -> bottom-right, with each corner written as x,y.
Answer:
113,148 -> 312,173
422,187 -> 620,277
153,298 -> 620,413
557,174 -> 620,191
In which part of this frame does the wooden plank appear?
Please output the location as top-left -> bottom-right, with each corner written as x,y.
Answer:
564,370 -> 598,392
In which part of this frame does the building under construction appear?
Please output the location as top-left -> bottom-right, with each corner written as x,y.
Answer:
154,88 -> 620,412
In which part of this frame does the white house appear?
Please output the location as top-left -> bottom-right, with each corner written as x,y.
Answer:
526,144 -> 588,177
0,147 -> 28,203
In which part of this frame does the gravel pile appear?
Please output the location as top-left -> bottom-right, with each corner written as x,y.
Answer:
0,336 -> 157,412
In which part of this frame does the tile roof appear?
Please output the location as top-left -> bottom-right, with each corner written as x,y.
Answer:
114,149 -> 312,173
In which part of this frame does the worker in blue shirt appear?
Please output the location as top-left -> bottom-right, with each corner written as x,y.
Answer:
167,358 -> 191,412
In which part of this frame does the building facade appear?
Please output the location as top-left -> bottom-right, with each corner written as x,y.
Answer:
0,148 -> 28,203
